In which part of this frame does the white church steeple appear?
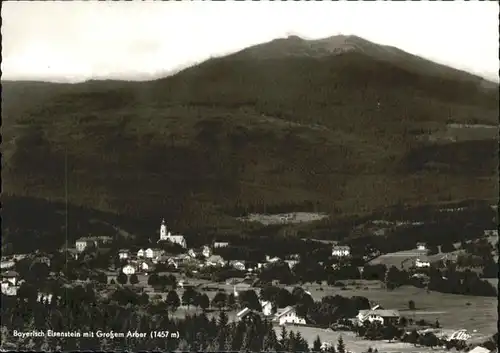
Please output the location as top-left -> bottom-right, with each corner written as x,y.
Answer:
160,219 -> 169,240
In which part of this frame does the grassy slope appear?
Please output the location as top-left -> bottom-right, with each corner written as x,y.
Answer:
2,48 -> 498,230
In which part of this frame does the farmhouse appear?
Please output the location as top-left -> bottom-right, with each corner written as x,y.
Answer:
1,283 -> 18,296
357,308 -> 400,325
236,308 -> 264,322
1,280 -> 11,293
75,235 -> 113,252
206,255 -> 225,267
137,249 -> 145,258
201,245 -> 211,258
332,245 -> 351,257
158,219 -> 187,248
145,248 -> 164,259
483,230 -> 498,237
416,242 -> 427,251
230,260 -> 246,271
415,257 -> 431,268
118,249 -> 130,260
37,292 -> 54,304
166,258 -> 179,268
275,306 -> 306,326
265,255 -> 281,263
139,260 -> 155,272
1,271 -> 19,286
0,260 -> 15,270
75,238 -> 95,252
260,300 -> 275,316
122,264 -> 136,275
213,241 -> 229,248
285,260 -> 299,269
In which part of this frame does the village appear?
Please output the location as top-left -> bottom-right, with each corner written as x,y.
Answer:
1,215 -> 498,353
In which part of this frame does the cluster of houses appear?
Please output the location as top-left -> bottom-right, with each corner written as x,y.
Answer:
116,220 -> 231,275
109,220 -> 348,277
237,299 -> 401,328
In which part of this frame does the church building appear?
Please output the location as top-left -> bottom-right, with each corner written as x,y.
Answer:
158,219 -> 187,248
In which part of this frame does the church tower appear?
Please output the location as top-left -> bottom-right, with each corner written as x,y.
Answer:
160,219 -> 168,241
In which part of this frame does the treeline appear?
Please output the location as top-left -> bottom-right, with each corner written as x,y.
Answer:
0,286 -> 314,352
257,260 -> 498,298
212,235 -> 331,262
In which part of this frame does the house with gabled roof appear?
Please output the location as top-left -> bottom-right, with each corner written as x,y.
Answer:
213,241 -> 229,248
1,271 -> 19,286
236,307 -> 264,322
118,249 -> 130,260
274,306 -> 306,326
332,245 -> 351,257
357,307 -> 400,326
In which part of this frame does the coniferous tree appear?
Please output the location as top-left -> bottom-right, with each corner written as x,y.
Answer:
117,273 -> 127,285
313,335 -> 322,352
129,273 -> 139,285
279,325 -> 288,350
198,293 -> 210,311
337,335 -> 346,353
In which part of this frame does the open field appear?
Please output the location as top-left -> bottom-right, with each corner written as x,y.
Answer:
274,327 -> 452,353
369,249 -> 429,269
368,248 -> 465,270
104,272 -> 497,340
288,282 -> 497,337
238,212 -> 328,225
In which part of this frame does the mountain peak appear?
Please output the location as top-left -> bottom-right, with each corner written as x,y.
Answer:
235,34 -> 386,60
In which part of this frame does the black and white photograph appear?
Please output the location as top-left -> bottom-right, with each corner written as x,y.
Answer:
1,1 -> 498,352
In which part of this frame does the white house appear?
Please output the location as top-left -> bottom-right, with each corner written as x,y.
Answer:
122,264 -> 136,275
0,260 -> 15,270
236,308 -> 253,321
275,306 -> 306,326
416,242 -> 427,251
285,260 -> 299,269
1,271 -> 18,286
484,230 -> 498,237
261,301 -> 275,316
145,248 -> 164,259
332,245 -> 351,257
230,260 -> 246,271
75,238 -> 95,252
213,241 -> 229,248
357,308 -> 400,325
201,245 -> 212,258
265,255 -> 281,263
137,249 -> 145,258
140,260 -> 155,272
158,219 -> 187,248
415,258 -> 431,268
1,283 -> 18,296
118,249 -> 130,260
1,280 -> 11,291
37,292 -> 54,304
167,258 -> 179,269
206,255 -> 225,267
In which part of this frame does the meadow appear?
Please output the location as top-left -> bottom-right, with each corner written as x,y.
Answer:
294,282 -> 497,338
101,271 -> 497,349
122,272 -> 497,337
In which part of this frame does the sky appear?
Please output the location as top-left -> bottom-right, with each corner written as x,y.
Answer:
2,1 -> 499,83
